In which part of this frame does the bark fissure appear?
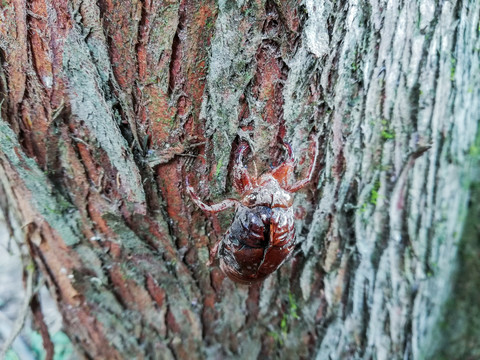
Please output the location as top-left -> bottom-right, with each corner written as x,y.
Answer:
1,0 -> 479,358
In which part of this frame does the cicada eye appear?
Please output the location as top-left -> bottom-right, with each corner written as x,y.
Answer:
247,193 -> 257,204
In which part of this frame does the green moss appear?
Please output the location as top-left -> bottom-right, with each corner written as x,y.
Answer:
469,144 -> 480,157
380,119 -> 395,140
215,157 -> 224,178
206,18 -> 215,30
358,202 -> 368,214
270,292 -> 302,345
370,180 -> 381,205
381,129 -> 395,139
450,56 -> 456,81
288,292 -> 300,320
268,330 -> 283,345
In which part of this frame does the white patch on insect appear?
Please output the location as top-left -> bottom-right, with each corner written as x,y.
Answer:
42,76 -> 53,89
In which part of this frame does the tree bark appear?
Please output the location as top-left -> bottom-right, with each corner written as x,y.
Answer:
0,0 -> 479,359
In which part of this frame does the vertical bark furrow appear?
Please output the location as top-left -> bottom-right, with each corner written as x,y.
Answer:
0,0 -> 479,359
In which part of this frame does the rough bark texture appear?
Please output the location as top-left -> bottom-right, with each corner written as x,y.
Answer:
0,0 -> 479,359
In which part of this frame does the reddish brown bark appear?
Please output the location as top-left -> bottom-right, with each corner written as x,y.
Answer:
1,0 -> 479,359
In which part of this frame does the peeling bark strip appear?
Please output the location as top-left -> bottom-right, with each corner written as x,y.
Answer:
0,0 -> 479,359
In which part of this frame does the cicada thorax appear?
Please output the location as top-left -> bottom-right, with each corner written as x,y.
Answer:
219,204 -> 295,284
186,138 -> 318,283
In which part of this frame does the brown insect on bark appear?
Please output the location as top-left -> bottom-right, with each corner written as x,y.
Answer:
186,138 -> 318,284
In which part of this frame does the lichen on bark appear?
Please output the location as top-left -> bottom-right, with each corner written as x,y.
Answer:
0,0 -> 479,359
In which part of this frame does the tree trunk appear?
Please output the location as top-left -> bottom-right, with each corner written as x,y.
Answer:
0,0 -> 479,359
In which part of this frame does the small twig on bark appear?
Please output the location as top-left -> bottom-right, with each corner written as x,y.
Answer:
0,262 -> 34,359
30,294 -> 55,360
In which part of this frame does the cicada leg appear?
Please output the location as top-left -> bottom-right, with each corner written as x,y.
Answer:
207,238 -> 222,266
287,137 -> 319,192
185,174 -> 240,213
270,142 -> 295,188
232,142 -> 257,194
